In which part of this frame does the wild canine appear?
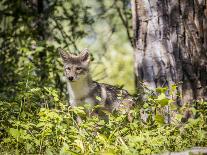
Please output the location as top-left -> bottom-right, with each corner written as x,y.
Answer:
59,48 -> 134,121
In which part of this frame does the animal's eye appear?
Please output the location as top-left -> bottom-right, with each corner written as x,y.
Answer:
66,67 -> 71,71
76,67 -> 82,70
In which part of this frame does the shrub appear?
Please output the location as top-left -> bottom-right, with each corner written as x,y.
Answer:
0,84 -> 207,154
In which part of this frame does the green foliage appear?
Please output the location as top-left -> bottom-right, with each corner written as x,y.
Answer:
0,74 -> 206,154
0,0 -> 134,94
0,0 -> 206,154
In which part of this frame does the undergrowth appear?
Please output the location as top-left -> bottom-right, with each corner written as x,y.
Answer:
0,66 -> 207,154
0,86 -> 207,155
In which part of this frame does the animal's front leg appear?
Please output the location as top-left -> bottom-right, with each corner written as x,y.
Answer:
69,99 -> 77,108
70,99 -> 83,124
76,116 -> 82,124
84,98 -> 96,117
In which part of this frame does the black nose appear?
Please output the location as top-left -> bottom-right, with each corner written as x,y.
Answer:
68,77 -> 74,81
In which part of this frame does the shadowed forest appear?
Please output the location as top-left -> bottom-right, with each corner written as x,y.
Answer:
0,0 -> 207,154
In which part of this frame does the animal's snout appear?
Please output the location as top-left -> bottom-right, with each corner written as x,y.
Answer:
68,76 -> 74,81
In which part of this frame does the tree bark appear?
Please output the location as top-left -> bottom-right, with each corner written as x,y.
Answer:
131,0 -> 207,103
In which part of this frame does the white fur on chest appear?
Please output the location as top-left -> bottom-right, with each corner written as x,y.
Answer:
67,77 -> 95,107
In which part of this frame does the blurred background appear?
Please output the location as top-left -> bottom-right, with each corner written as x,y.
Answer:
0,0 -> 135,98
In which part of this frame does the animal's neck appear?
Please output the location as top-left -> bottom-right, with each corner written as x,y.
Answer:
67,75 -> 92,100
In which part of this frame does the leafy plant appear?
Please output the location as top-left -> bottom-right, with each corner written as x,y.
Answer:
0,78 -> 206,154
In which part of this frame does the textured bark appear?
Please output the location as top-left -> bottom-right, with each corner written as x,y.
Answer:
131,0 -> 207,103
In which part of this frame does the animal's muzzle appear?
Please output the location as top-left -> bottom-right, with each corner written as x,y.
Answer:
68,76 -> 74,81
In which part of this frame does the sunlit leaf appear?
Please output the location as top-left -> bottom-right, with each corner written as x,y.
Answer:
155,114 -> 165,124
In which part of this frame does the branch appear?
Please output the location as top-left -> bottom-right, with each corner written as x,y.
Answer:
114,0 -> 134,47
53,18 -> 79,51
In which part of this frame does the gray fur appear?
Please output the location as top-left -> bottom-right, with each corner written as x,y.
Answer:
59,48 -> 134,118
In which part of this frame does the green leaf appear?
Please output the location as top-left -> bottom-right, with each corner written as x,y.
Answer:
8,128 -> 20,139
54,96 -> 59,102
156,93 -> 166,100
155,93 -> 173,106
156,87 -> 168,93
96,96 -> 102,101
155,114 -> 165,124
190,107 -> 197,115
94,104 -> 104,109
97,134 -> 107,144
175,114 -> 183,122
84,103 -> 93,110
35,46 -> 44,52
73,107 -> 86,115
170,103 -> 177,110
143,103 -> 149,109
160,98 -> 169,106
74,139 -> 84,153
36,122 -> 45,127
171,84 -> 177,92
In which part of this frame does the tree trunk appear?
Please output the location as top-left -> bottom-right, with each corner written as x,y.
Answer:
131,0 -> 207,103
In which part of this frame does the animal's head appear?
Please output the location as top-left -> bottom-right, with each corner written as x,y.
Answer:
58,48 -> 90,82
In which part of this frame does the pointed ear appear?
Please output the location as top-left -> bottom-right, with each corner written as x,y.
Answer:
58,48 -> 69,62
80,48 -> 90,63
